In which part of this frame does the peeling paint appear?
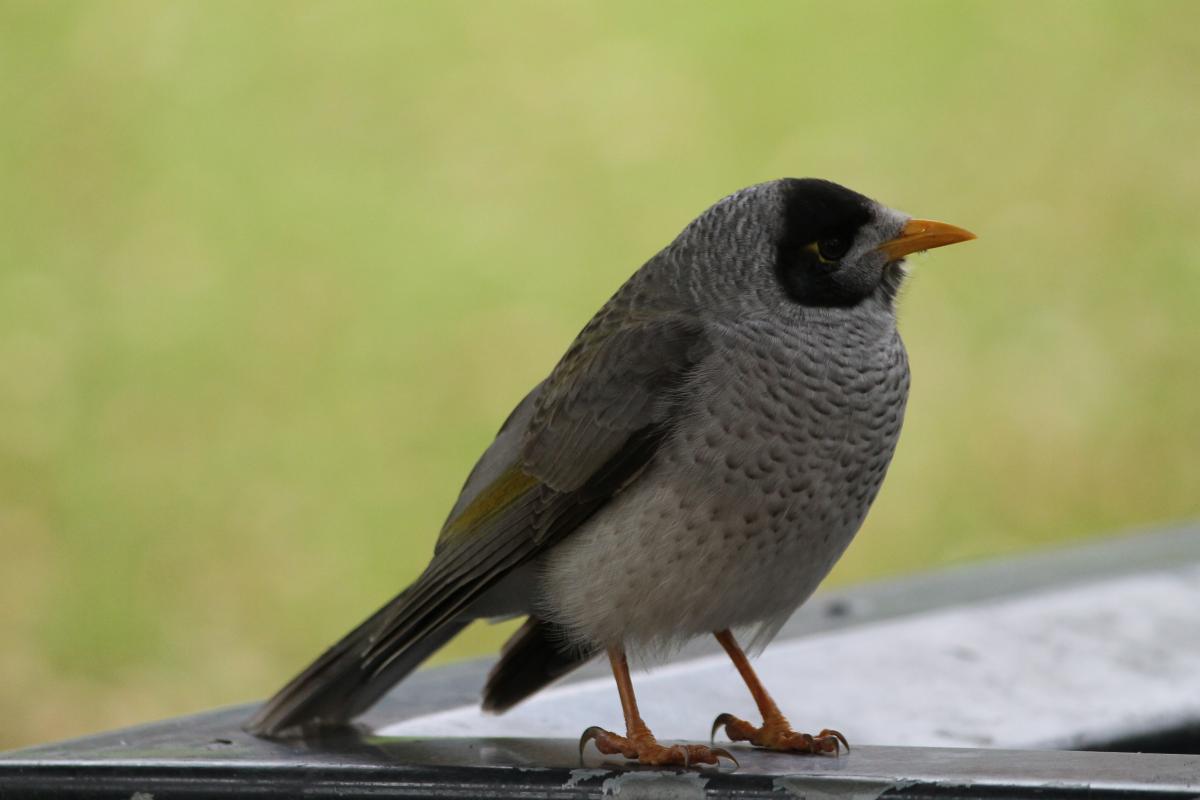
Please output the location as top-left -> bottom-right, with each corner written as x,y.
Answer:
563,767 -> 611,789
599,770 -> 710,798
773,776 -> 916,800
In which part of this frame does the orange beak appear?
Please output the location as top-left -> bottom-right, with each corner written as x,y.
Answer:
877,218 -> 976,261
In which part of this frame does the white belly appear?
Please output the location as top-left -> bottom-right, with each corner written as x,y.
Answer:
535,471 -> 862,656
538,387 -> 903,651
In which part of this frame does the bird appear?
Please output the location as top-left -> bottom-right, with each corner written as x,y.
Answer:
244,178 -> 975,767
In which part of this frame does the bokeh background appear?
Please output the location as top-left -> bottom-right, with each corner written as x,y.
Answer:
2,0 -> 1199,750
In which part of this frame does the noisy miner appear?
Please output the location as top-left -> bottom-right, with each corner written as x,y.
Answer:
245,178 -> 975,767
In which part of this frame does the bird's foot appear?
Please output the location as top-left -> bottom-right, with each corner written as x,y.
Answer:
711,712 -> 848,755
580,725 -> 737,768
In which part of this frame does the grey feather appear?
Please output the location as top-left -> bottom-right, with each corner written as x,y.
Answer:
245,290 -> 710,737
523,315 -> 709,493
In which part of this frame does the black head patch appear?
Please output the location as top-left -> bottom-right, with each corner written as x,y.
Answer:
775,178 -> 876,308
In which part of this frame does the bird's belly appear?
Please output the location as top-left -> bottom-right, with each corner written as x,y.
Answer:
537,410 -> 900,652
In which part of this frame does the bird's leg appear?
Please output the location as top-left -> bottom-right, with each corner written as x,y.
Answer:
710,629 -> 848,755
579,646 -> 736,768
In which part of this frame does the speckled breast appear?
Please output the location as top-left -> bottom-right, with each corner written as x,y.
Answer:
538,314 -> 910,651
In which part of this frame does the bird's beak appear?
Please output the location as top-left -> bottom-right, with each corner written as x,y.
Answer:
877,218 -> 976,261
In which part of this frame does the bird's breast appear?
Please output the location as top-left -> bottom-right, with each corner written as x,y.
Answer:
536,319 -> 909,652
681,321 -> 909,503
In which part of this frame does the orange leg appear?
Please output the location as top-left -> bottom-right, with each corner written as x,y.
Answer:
710,629 -> 848,755
580,646 -> 736,768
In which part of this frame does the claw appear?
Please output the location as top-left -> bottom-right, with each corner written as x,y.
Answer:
708,711 -> 849,756
710,713 -> 735,744
578,725 -> 604,764
820,728 -> 850,754
711,746 -> 739,769
579,723 -> 735,769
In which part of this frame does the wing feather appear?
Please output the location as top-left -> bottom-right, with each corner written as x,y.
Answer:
246,307 -> 710,735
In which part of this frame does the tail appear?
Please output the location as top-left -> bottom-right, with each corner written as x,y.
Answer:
245,582 -> 468,738
482,617 -> 597,713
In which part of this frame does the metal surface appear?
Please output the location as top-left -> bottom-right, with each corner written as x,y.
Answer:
363,523 -> 1200,739
3,525 -> 1200,798
3,714 -> 1199,799
323,524 -> 1200,746
379,566 -> 1200,750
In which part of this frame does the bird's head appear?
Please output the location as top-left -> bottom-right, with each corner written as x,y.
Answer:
671,178 -> 975,316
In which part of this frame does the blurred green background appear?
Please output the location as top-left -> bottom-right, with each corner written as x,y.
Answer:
2,0 -> 1198,750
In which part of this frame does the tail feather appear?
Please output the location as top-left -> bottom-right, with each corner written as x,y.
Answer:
482,617 -> 596,713
244,583 -> 468,738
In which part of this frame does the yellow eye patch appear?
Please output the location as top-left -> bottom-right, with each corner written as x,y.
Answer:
804,241 -> 837,265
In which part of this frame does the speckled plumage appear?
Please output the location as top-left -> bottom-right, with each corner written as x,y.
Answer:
540,304 -> 909,654
246,178 -> 951,738
532,180 -> 911,653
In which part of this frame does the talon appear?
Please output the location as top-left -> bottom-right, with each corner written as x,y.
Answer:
819,728 -> 850,753
578,726 -> 604,764
710,630 -> 850,758
707,713 -> 850,756
711,713 -> 735,744
711,747 -> 739,769
584,649 -> 735,769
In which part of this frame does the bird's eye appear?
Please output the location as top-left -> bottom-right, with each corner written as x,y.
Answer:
817,237 -> 850,262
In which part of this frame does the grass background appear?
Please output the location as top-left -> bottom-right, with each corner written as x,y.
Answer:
2,1 -> 1198,750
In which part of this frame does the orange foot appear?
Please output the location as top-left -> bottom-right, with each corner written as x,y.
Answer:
711,713 -> 848,755
580,725 -> 738,768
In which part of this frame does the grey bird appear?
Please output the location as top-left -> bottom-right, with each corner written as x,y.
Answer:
245,178 -> 974,766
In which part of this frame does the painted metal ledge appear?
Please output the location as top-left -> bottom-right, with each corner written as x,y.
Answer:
2,734 -> 1200,799
3,523 -> 1199,798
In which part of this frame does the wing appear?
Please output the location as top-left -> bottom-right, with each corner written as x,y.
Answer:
522,315 -> 713,493
440,313 -> 711,546
245,310 -> 711,736
392,313 -> 712,654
